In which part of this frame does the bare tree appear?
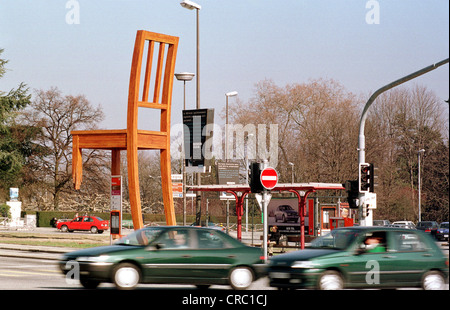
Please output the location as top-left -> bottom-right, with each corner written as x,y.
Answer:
21,87 -> 105,210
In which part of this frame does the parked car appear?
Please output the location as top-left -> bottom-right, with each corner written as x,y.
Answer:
392,221 -> 416,229
274,205 -> 299,223
268,226 -> 448,290
436,222 -> 449,241
56,216 -> 109,234
373,220 -> 391,226
416,221 -> 439,238
59,226 -> 265,290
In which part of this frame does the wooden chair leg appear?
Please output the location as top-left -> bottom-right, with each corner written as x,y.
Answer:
127,144 -> 144,230
160,148 -> 177,225
72,135 -> 83,190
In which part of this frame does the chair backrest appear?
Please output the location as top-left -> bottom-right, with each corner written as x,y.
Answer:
127,30 -> 179,135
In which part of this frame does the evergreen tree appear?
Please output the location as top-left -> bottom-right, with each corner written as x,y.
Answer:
0,48 -> 34,193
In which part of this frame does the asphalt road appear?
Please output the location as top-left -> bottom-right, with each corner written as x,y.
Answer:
0,256 -> 271,290
0,228 -> 448,291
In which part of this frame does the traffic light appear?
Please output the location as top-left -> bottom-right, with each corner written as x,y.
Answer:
362,204 -> 370,218
249,162 -> 264,193
343,180 -> 359,209
359,163 -> 375,192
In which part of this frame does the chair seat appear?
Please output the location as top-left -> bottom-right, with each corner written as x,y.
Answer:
72,129 -> 168,150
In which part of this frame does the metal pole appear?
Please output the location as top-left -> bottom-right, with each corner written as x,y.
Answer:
358,58 -> 448,164
418,149 -> 425,222
195,8 -> 201,226
358,58 -> 448,224
183,81 -> 187,226
262,160 -> 269,263
262,190 -> 269,263
225,95 -> 228,162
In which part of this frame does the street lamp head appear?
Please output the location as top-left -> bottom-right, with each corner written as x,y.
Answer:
180,0 -> 201,10
418,149 -> 425,153
175,72 -> 195,81
226,91 -> 238,97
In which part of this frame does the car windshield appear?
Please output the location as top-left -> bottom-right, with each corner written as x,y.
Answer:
440,223 -> 449,229
116,227 -> 164,246
309,228 -> 360,250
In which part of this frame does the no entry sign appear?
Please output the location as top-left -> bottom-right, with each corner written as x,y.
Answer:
260,167 -> 278,190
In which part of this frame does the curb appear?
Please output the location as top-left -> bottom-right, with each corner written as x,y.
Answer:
0,243 -> 72,260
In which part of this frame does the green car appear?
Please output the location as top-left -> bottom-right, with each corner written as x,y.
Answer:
268,226 -> 448,290
59,226 -> 265,290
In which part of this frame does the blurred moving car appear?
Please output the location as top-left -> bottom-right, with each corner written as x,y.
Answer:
417,221 -> 439,239
373,220 -> 391,226
437,222 -> 449,241
59,226 -> 265,290
392,221 -> 416,229
268,226 -> 448,290
56,216 -> 109,234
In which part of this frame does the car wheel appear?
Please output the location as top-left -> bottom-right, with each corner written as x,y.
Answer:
112,263 -> 141,290
422,271 -> 445,290
61,225 -> 69,233
80,276 -> 100,289
90,226 -> 98,234
229,267 -> 254,290
318,271 -> 344,290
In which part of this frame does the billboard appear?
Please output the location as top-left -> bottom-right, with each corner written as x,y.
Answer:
267,198 -> 312,235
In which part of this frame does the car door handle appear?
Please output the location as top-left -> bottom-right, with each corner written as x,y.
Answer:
422,253 -> 432,257
227,255 -> 236,258
182,255 -> 192,258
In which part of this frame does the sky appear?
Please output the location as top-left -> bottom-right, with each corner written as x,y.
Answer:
0,0 -> 449,134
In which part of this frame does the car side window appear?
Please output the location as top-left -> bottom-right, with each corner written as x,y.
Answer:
84,217 -> 93,222
158,229 -> 191,249
197,230 -> 230,249
392,232 -> 427,252
360,231 -> 387,253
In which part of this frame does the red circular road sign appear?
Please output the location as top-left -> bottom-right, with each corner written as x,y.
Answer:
260,167 -> 278,190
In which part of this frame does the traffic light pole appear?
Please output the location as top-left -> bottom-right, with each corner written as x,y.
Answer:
357,58 -> 448,225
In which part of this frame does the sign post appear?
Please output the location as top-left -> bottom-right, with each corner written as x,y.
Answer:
110,176 -> 122,243
260,165 -> 278,263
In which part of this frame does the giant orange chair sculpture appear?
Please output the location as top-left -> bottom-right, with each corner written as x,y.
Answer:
71,31 -> 179,230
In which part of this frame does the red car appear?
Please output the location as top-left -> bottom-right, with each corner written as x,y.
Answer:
57,216 -> 109,234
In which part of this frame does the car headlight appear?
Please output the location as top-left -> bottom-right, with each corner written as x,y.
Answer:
291,261 -> 318,269
76,255 -> 110,263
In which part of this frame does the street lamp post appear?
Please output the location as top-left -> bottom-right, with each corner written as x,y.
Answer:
225,91 -> 238,161
418,149 -> 425,222
180,0 -> 202,226
175,72 -> 195,226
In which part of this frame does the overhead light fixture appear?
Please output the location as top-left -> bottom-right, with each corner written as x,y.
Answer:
175,72 -> 195,81
180,0 -> 201,10
226,91 -> 238,97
